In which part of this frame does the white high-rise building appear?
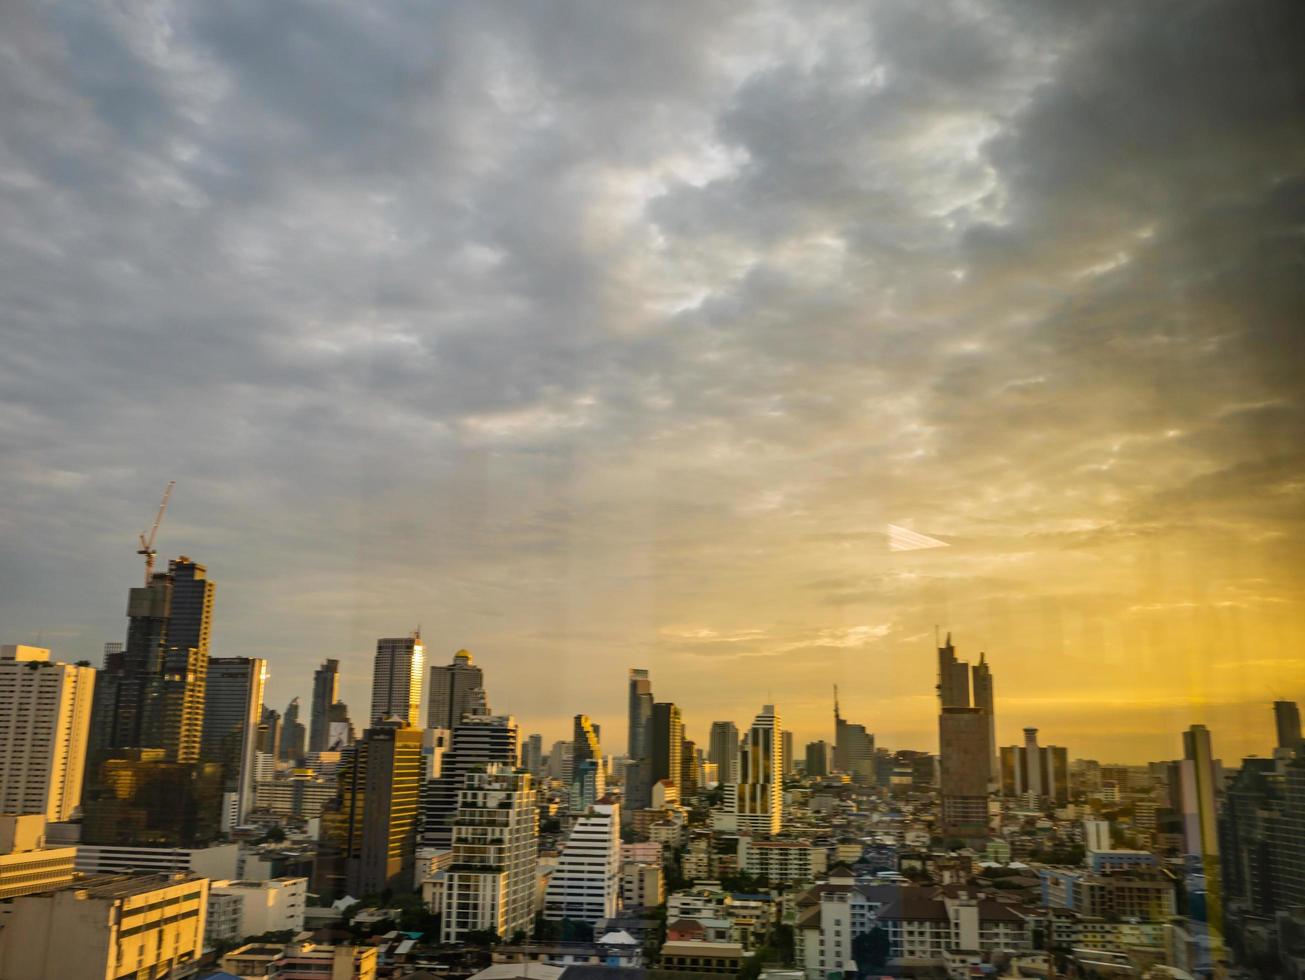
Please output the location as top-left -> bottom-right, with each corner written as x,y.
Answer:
371,632 -> 425,727
544,801 -> 621,927
733,704 -> 783,836
0,645 -> 96,822
440,765 -> 538,943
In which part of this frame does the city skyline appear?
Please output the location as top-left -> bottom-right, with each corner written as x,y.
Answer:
3,2 -> 1302,765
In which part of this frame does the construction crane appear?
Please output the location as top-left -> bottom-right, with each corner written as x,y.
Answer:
137,481 -> 176,585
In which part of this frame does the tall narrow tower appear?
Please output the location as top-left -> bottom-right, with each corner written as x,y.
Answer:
427,649 -> 484,731
310,660 -> 340,753
371,632 -> 425,727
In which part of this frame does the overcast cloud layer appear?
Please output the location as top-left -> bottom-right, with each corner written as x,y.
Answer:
2,0 -> 1303,762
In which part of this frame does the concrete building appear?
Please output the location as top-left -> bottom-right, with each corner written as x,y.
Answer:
804,740 -> 832,779
709,721 -> 740,786
651,703 -> 684,792
319,720 -> 424,897
621,861 -> 664,909
200,656 -> 267,826
737,837 -> 827,883
659,941 -> 745,974
370,632 -> 424,727
833,690 -> 875,783
939,707 -> 990,838
254,773 -> 338,819
0,873 -> 209,980
421,712 -> 520,848
0,814 -> 76,901
74,840 -> 241,879
429,648 -> 486,730
627,669 -> 653,761
206,877 -> 307,945
440,764 -> 538,943
999,727 -> 1069,804
223,941 -> 378,980
309,659 -> 339,754
543,801 -> 621,927
0,645 -> 95,822
734,704 -> 783,836
1274,700 -> 1302,753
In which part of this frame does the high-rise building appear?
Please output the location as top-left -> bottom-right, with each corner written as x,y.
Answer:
326,700 -> 355,749
548,740 -> 575,783
420,713 -> 520,848
939,707 -> 990,839
1275,700 -> 1303,753
279,698 -> 306,763
81,749 -> 224,846
574,714 -> 602,764
88,556 -> 215,763
200,657 -> 267,825
371,632 -> 425,727
833,688 -> 875,782
258,706 -> 282,758
680,738 -> 699,797
440,764 -> 537,943
805,740 -> 832,778
319,720 -> 424,897
428,649 -> 485,730
309,659 -> 339,753
0,873 -> 210,980
999,727 -> 1069,804
937,633 -> 971,709
971,652 -> 998,786
543,800 -> 621,927
709,722 -> 740,785
628,669 -> 653,761
780,731 -> 793,781
571,758 -> 607,811
650,703 -> 683,791
733,704 -> 783,836
0,645 -> 96,822
522,734 -> 544,774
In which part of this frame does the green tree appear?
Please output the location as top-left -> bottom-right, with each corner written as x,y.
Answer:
852,926 -> 890,977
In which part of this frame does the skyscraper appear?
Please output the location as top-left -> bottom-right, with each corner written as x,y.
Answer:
319,720 -> 424,897
1274,700 -> 1302,753
574,714 -> 602,764
428,649 -> 485,730
522,734 -> 544,774
999,727 -> 1069,804
258,706 -> 282,758
279,698 -> 305,763
420,713 -> 521,848
628,668 -> 653,760
939,707 -> 990,839
734,704 -> 783,836
81,749 -> 224,846
543,800 -> 621,927
650,702 -> 683,791
309,659 -> 339,753
371,632 -> 425,727
708,721 -> 740,785
805,740 -> 832,778
780,731 -> 793,782
937,633 -> 971,709
440,765 -> 537,943
934,636 -> 993,792
971,652 -> 998,787
200,657 -> 267,825
88,556 -> 215,763
0,645 -> 96,822
833,688 -> 875,782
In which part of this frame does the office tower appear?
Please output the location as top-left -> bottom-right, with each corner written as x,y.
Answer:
709,721 -> 740,785
0,645 -> 96,821
780,731 -> 793,781
420,713 -> 520,848
1275,700 -> 1303,753
833,688 -> 875,782
0,873 -> 209,980
939,707 -> 990,839
1219,754 -> 1305,926
89,556 -> 215,762
628,668 -> 653,760
999,727 -> 1069,804
971,652 -> 998,786
427,648 -> 485,730
279,697 -> 306,762
805,740 -> 832,778
319,720 -> 423,897
571,758 -> 607,811
200,657 -> 267,825
327,701 -> 355,749
309,659 -> 339,753
549,740 -> 575,782
258,706 -> 282,757
650,703 -> 683,790
624,758 -> 652,811
937,632 -> 970,708
1181,725 -> 1220,860
441,764 -> 538,942
574,714 -> 602,763
680,738 -> 699,797
371,632 -> 425,727
522,734 -> 544,774
81,749 -> 224,846
734,704 -> 783,836
543,800 -> 621,927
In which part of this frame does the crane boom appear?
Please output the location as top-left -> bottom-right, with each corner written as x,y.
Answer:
136,481 -> 176,584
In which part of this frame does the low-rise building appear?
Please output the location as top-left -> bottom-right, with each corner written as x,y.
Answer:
74,840 -> 240,879
222,940 -> 378,979
0,873 -> 208,980
206,876 -> 307,944
620,861 -> 664,909
0,814 -> 76,901
659,940 -> 745,974
738,837 -> 827,883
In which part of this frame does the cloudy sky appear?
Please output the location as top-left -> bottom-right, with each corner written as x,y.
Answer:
2,1 -> 1302,764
